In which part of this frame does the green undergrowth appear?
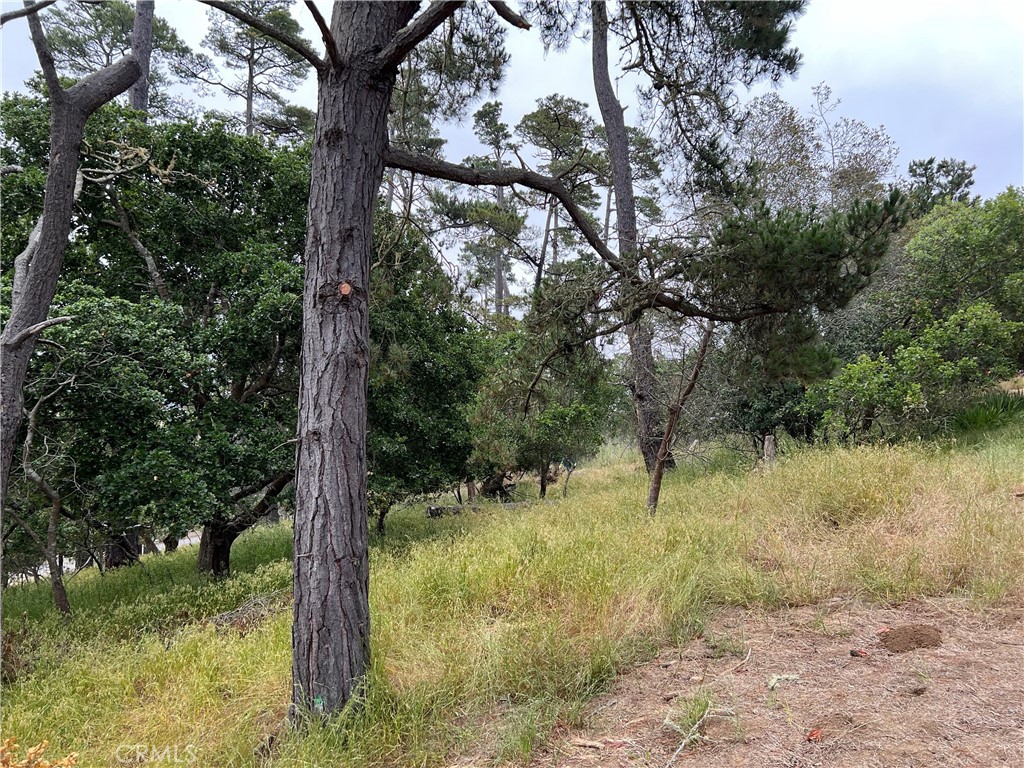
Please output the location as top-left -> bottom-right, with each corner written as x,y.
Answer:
3,422 -> 1023,767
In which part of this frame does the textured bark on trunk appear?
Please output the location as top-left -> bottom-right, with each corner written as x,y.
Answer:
290,2 -> 417,719
128,0 -> 154,112
591,2 -> 665,475
628,320 -> 669,473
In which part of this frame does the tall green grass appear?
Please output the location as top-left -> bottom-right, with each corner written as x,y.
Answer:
3,422 -> 1023,767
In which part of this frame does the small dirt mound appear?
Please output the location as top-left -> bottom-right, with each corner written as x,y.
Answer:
880,623 -> 942,653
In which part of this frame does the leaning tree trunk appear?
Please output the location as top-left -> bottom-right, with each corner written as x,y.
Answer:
290,2 -> 417,719
591,2 -> 666,474
0,9 -> 142,616
647,323 -> 714,514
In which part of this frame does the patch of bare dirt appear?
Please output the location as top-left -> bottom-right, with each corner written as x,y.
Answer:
531,597 -> 1024,768
880,624 -> 942,654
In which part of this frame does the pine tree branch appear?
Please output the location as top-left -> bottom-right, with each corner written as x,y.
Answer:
24,1 -> 62,97
0,0 -> 57,27
66,54 -> 143,116
383,155 -> 780,326
385,146 -> 626,274
200,0 -> 326,72
488,1 -> 531,29
374,2 -> 465,72
304,1 -> 339,72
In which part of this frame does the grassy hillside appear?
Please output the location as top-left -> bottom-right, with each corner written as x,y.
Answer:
3,421 -> 1023,767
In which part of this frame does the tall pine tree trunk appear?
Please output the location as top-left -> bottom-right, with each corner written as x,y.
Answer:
128,0 -> 154,112
290,2 -> 416,719
591,2 -> 665,474
628,320 -> 668,473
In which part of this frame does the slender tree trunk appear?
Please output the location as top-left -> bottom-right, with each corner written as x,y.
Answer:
245,43 -> 256,137
561,463 -> 574,498
591,2 -> 664,474
7,503 -> 71,616
627,320 -> 667,473
534,198 -> 555,299
603,187 -> 614,241
45,501 -> 71,615
647,324 -> 714,514
494,181 -> 508,314
291,2 -> 416,719
108,188 -> 169,299
538,462 -> 549,499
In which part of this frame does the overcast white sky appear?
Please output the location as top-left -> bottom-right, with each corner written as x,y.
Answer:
2,0 -> 1022,198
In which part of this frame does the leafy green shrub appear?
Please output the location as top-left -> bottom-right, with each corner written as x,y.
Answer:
953,392 -> 1024,432
808,302 -> 1022,440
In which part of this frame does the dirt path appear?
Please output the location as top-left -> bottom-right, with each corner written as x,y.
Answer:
532,598 -> 1024,768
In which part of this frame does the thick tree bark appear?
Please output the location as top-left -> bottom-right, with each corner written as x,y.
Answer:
128,0 -> 154,112
0,9 -> 142,606
591,2 -> 664,474
290,4 -> 422,720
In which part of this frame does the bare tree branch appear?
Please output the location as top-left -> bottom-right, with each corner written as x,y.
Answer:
1,165 -> 25,176
385,146 -> 626,273
304,1 -> 339,71
488,1 -> 531,30
200,0 -> 326,72
0,0 -> 57,27
374,2 -> 465,72
3,316 -> 73,350
25,1 -> 62,97
106,188 -> 169,300
67,53 -> 143,115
